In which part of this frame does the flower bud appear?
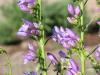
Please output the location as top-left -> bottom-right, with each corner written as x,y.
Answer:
59,50 -> 66,58
47,53 -> 58,65
75,6 -> 80,16
67,4 -> 75,15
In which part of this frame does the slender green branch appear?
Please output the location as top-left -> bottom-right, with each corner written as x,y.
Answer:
84,0 -> 89,6
44,37 -> 51,46
84,15 -> 97,31
86,46 -> 98,58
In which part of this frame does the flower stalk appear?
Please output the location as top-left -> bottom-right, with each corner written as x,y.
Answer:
38,0 -> 47,75
80,1 -> 85,75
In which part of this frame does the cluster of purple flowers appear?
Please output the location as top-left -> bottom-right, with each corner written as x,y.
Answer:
17,19 -> 39,37
17,0 -> 35,13
67,4 -> 80,24
47,51 -> 79,75
17,1 -> 38,74
52,26 -> 79,50
16,0 -> 100,74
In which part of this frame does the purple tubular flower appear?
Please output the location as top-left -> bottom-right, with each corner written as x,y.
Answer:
67,4 -> 80,16
24,71 -> 37,75
95,46 -> 100,60
47,53 -> 58,65
24,42 -> 36,64
66,59 -> 79,75
17,19 -> 39,37
52,26 -> 79,49
59,50 -> 66,58
75,6 -> 80,16
66,70 -> 73,75
67,4 -> 75,15
17,0 -> 35,12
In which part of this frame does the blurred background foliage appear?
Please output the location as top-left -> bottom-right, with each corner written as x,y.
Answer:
42,0 -> 69,36
0,0 -> 34,45
0,0 -> 99,45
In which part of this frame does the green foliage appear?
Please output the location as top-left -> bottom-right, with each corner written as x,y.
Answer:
96,0 -> 100,5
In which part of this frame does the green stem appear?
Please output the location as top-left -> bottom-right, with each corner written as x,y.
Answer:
5,54 -> 12,75
61,62 -> 64,75
80,53 -> 85,75
38,20 -> 47,75
80,1 -> 85,75
38,0 -> 47,75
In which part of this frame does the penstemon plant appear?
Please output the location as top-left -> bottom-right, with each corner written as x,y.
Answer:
0,0 -> 100,75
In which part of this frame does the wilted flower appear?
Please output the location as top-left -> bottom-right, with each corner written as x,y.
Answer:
17,19 -> 39,37
95,46 -> 100,60
66,59 -> 79,75
67,4 -> 80,24
67,17 -> 77,24
17,0 -> 35,13
52,26 -> 79,50
24,71 -> 37,75
47,53 -> 58,65
24,41 -> 37,64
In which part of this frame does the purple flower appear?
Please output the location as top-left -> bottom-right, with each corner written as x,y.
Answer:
17,0 -> 35,12
24,41 -> 37,64
66,59 -> 79,75
59,50 -> 66,58
67,4 -> 80,24
67,4 -> 80,16
17,19 -> 39,37
24,71 -> 37,75
52,26 -> 79,49
67,4 -> 75,15
47,53 -> 58,65
95,46 -> 100,60
75,6 -> 80,16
